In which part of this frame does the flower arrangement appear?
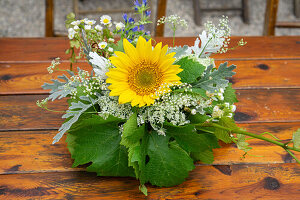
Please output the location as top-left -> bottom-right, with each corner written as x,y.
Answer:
37,0 -> 300,195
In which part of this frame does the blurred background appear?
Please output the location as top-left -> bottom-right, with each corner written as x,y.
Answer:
1,0 -> 300,37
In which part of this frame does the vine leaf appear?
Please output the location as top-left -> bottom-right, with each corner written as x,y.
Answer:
193,62 -> 236,93
66,114 -> 134,177
144,134 -> 195,187
52,96 -> 97,144
175,56 -> 206,84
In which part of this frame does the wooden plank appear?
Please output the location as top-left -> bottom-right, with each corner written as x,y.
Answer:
0,122 -> 299,175
0,163 -> 299,199
1,37 -> 300,62
1,60 -> 300,95
1,88 -> 299,130
0,62 -> 91,95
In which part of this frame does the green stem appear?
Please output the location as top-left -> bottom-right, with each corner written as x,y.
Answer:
172,25 -> 176,47
200,123 -> 300,153
286,149 -> 300,164
199,36 -> 213,58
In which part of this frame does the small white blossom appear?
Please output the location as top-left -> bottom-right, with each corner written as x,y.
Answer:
95,25 -> 103,31
108,38 -> 115,43
84,25 -> 91,30
68,28 -> 76,39
98,41 -> 107,49
71,20 -> 80,26
212,106 -> 224,118
108,47 -> 114,52
100,15 -> 112,25
191,109 -> 197,115
85,19 -> 96,25
114,22 -> 125,30
230,105 -> 236,112
73,25 -> 80,31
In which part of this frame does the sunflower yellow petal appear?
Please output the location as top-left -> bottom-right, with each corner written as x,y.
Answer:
123,39 -> 140,64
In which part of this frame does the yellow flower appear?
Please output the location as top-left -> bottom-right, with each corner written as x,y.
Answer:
106,36 -> 182,107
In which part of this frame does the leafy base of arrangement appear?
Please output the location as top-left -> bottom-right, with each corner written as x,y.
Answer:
37,0 -> 300,195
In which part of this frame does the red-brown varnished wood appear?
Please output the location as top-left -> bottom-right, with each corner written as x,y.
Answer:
1,37 -> 300,62
0,163 -> 299,200
0,122 -> 299,175
1,88 -> 299,130
1,37 -> 300,199
1,60 -> 300,95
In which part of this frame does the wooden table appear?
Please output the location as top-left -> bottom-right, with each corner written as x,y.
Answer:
0,37 -> 300,199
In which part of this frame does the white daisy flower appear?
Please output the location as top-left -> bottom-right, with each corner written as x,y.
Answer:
100,15 -> 112,25
85,19 -> 96,25
114,22 -> 125,30
68,28 -> 76,39
98,41 -> 107,49
71,20 -> 80,26
73,25 -> 80,31
108,38 -> 115,43
95,25 -> 103,31
89,52 -> 109,79
84,25 -> 91,30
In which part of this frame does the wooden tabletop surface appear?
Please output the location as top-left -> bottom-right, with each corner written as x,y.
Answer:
0,36 -> 300,199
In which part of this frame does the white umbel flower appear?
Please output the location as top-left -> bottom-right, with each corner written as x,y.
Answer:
84,25 -> 91,30
89,52 -> 109,79
100,15 -> 112,25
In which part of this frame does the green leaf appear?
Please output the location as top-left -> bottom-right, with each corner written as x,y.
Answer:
144,134 -> 195,187
223,83 -> 238,104
293,128 -> 300,148
139,184 -> 148,196
174,88 -> 207,98
236,134 -> 252,153
175,56 -> 206,83
193,62 -> 236,93
120,113 -> 146,177
66,115 -> 135,177
165,123 -> 220,152
191,149 -> 214,164
189,113 -> 210,124
214,117 -> 237,143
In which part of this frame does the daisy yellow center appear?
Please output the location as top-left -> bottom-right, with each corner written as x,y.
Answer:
128,62 -> 162,95
103,19 -> 109,24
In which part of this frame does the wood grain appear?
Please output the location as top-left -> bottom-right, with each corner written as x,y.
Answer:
1,37 -> 300,62
1,88 -> 299,130
0,163 -> 299,199
1,60 -> 300,95
0,122 -> 299,175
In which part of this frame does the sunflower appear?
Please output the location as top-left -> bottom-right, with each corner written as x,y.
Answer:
106,36 -> 182,107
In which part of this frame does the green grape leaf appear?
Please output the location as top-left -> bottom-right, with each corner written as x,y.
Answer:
165,123 -> 220,152
214,117 -> 238,143
223,83 -> 238,104
144,134 -> 195,187
189,113 -> 210,124
193,62 -> 236,93
191,149 -> 214,164
120,113 -> 146,177
175,56 -> 206,83
293,128 -> 300,148
66,115 -> 135,177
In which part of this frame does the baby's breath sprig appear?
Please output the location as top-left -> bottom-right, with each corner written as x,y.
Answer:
47,57 -> 61,74
157,15 -> 188,47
